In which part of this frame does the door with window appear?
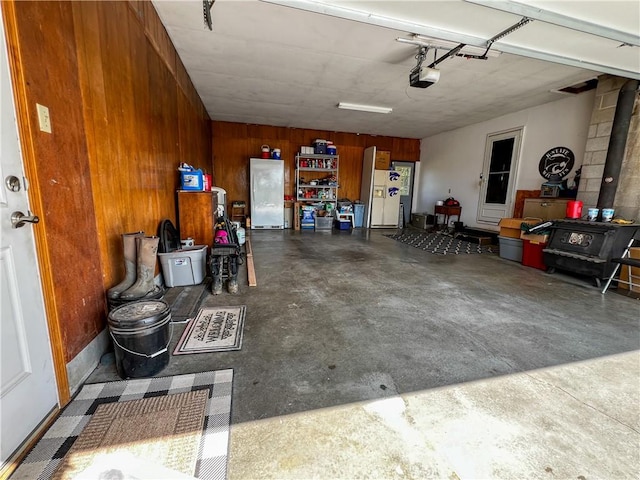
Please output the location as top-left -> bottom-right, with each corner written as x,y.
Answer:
391,161 -> 415,227
477,127 -> 523,224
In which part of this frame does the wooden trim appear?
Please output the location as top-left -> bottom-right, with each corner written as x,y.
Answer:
1,0 -> 70,405
245,238 -> 257,287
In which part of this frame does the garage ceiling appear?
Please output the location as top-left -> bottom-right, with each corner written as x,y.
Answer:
153,0 -> 640,139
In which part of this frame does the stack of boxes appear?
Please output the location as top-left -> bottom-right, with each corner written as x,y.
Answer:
498,217 -> 548,270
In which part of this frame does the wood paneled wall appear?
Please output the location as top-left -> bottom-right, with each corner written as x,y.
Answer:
7,0 -> 210,364
211,121 -> 420,208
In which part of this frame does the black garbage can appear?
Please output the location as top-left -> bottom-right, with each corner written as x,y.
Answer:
108,299 -> 172,379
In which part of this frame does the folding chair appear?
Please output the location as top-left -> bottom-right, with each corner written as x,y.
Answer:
601,228 -> 640,294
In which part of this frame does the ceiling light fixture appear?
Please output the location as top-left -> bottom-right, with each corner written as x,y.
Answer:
338,102 -> 392,114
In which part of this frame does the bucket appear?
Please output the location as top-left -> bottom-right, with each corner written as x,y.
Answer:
566,200 -> 583,219
601,208 -> 615,222
327,145 -> 337,155
261,145 -> 270,159
587,208 -> 599,222
108,299 -> 172,379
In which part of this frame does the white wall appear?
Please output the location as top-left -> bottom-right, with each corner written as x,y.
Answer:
418,91 -> 596,230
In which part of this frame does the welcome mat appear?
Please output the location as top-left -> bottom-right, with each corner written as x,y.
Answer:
385,230 -> 497,255
51,389 -> 208,479
173,306 -> 246,355
12,369 -> 233,480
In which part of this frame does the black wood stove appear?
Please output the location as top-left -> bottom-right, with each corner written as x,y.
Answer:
543,220 -> 639,287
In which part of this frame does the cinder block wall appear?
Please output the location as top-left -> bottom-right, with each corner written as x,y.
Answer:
579,75 -> 640,222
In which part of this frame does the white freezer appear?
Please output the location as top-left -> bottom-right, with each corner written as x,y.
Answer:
249,158 -> 284,229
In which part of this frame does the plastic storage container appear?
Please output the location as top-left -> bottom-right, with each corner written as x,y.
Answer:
315,216 -> 333,230
180,169 -> 203,191
108,299 -> 172,379
522,239 -> 547,270
353,204 -> 365,228
158,245 -> 207,287
498,235 -> 523,262
313,139 -> 327,154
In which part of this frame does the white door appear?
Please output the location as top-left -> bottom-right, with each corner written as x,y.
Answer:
1,11 -> 58,465
477,127 -> 523,224
360,146 -> 376,228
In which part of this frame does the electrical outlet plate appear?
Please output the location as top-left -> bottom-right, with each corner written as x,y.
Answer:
36,103 -> 52,133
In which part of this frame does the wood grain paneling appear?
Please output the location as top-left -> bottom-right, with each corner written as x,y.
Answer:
212,121 -> 420,207
514,190 -> 542,218
10,1 -> 106,363
177,191 -> 217,249
8,0 -> 211,369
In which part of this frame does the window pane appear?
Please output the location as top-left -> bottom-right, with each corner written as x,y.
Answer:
489,138 -> 515,173
486,172 -> 510,204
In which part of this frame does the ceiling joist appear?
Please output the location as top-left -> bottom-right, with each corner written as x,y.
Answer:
465,0 -> 640,47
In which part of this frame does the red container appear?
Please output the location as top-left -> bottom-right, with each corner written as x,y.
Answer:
566,200 -> 583,219
522,239 -> 547,270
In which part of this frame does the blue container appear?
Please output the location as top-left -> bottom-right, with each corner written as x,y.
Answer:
181,169 -> 203,190
353,204 -> 365,228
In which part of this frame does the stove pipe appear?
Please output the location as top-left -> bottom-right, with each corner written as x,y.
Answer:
596,79 -> 639,211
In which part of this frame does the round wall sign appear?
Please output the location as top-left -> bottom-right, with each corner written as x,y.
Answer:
539,146 -> 574,180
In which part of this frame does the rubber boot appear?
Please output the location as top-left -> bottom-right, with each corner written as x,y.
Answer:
211,256 -> 223,295
107,231 -> 144,300
120,236 -> 159,300
227,256 -> 238,294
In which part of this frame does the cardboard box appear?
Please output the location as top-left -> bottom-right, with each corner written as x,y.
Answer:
520,232 -> 550,243
498,217 -> 542,239
499,218 -> 526,238
294,202 -> 301,231
375,150 -> 391,170
619,247 -> 640,293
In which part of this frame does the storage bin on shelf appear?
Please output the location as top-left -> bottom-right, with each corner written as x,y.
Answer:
180,169 -> 204,191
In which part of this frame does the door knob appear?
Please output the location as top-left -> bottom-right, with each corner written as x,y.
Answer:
11,211 -> 40,229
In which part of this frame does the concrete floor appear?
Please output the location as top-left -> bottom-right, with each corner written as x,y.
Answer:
87,228 -> 640,479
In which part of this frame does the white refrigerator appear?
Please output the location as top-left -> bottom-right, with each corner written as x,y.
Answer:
370,170 -> 401,228
249,158 -> 284,229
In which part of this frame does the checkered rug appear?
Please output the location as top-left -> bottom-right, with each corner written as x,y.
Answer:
385,230 -> 497,255
11,369 -> 233,480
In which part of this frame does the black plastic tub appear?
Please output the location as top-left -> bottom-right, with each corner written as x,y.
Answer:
108,299 -> 172,379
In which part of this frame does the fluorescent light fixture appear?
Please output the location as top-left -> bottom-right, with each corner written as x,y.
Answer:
397,35 -> 502,58
338,102 -> 392,114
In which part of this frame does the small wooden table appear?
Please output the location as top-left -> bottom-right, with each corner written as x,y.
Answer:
435,204 -> 461,230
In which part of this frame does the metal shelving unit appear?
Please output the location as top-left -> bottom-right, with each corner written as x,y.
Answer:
295,153 -> 339,204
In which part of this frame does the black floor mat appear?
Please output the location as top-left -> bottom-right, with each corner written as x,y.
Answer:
385,230 -> 498,255
163,278 -> 211,321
